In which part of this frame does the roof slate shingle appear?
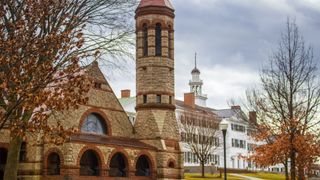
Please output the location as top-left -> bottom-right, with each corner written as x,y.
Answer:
137,0 -> 174,10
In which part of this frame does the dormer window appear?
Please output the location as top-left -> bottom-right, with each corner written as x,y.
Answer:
155,23 -> 162,56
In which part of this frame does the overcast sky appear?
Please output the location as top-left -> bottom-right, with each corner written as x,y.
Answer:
105,0 -> 320,109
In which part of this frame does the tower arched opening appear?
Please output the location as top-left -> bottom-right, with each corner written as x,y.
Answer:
155,23 -> 162,56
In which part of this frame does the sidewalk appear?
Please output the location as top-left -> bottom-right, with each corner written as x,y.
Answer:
230,173 -> 263,180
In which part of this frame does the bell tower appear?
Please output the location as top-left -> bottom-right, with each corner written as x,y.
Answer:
135,0 -> 183,179
189,53 -> 208,107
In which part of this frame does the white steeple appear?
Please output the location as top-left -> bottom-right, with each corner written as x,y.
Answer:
189,53 -> 208,107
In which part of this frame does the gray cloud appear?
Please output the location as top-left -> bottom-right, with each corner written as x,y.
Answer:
107,0 -> 320,109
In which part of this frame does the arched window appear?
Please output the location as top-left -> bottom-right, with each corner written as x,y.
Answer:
0,148 -> 8,180
80,150 -> 100,176
168,161 -> 175,168
155,23 -> 162,56
81,113 -> 107,135
143,24 -> 148,56
135,155 -> 151,176
168,25 -> 172,58
109,153 -> 128,177
47,153 -> 60,175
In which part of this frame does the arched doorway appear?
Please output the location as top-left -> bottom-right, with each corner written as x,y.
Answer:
109,153 -> 128,177
80,150 -> 100,176
135,155 -> 151,176
0,148 -> 8,180
47,153 -> 60,175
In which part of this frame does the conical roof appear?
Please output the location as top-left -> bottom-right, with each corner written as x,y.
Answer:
191,67 -> 200,74
191,53 -> 200,74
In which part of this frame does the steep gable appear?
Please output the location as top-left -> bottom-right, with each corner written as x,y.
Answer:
84,61 -> 135,137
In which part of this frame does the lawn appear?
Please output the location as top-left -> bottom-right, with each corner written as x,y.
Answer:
184,173 -> 244,180
242,172 -> 285,180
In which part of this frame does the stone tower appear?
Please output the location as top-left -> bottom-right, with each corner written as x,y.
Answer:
189,53 -> 208,107
135,0 -> 183,179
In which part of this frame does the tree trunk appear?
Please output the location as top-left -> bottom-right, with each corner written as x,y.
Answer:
201,161 -> 205,178
297,164 -> 305,180
4,136 -> 22,180
284,160 -> 289,180
290,150 -> 296,180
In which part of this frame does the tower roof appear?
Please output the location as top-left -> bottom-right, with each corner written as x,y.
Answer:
137,0 -> 174,10
191,52 -> 200,74
191,68 -> 200,74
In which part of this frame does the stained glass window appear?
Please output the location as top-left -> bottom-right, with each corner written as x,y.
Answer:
81,114 -> 107,135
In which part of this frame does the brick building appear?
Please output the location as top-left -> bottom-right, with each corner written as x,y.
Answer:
0,0 -> 183,179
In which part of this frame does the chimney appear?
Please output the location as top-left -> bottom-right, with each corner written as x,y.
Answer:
121,89 -> 131,98
249,111 -> 257,124
184,93 -> 195,108
231,105 -> 241,110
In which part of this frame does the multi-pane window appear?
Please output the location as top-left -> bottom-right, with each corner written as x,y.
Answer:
212,137 -> 219,146
231,123 -> 246,132
247,143 -> 255,151
155,23 -> 162,56
232,138 -> 246,149
81,114 -> 107,135
184,152 -> 219,165
143,24 -> 148,56
208,154 -> 220,165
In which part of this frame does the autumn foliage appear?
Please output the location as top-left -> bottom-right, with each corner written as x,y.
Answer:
250,119 -> 320,179
246,19 -> 320,180
0,0 -> 92,142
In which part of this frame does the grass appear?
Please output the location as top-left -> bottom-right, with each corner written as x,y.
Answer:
242,172 -> 286,180
184,173 -> 244,180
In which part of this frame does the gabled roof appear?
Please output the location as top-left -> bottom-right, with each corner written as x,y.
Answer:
213,108 -> 249,124
137,0 -> 174,10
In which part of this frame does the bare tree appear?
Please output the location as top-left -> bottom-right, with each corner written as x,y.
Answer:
179,110 -> 221,178
0,0 -> 136,179
246,19 -> 320,180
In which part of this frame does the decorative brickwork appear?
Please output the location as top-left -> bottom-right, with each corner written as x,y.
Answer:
134,1 -> 183,179
0,1 -> 183,179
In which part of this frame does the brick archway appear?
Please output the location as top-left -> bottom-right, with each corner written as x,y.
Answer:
134,151 -> 156,178
44,148 -> 64,176
137,19 -> 151,29
106,148 -> 130,177
77,146 -> 106,176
